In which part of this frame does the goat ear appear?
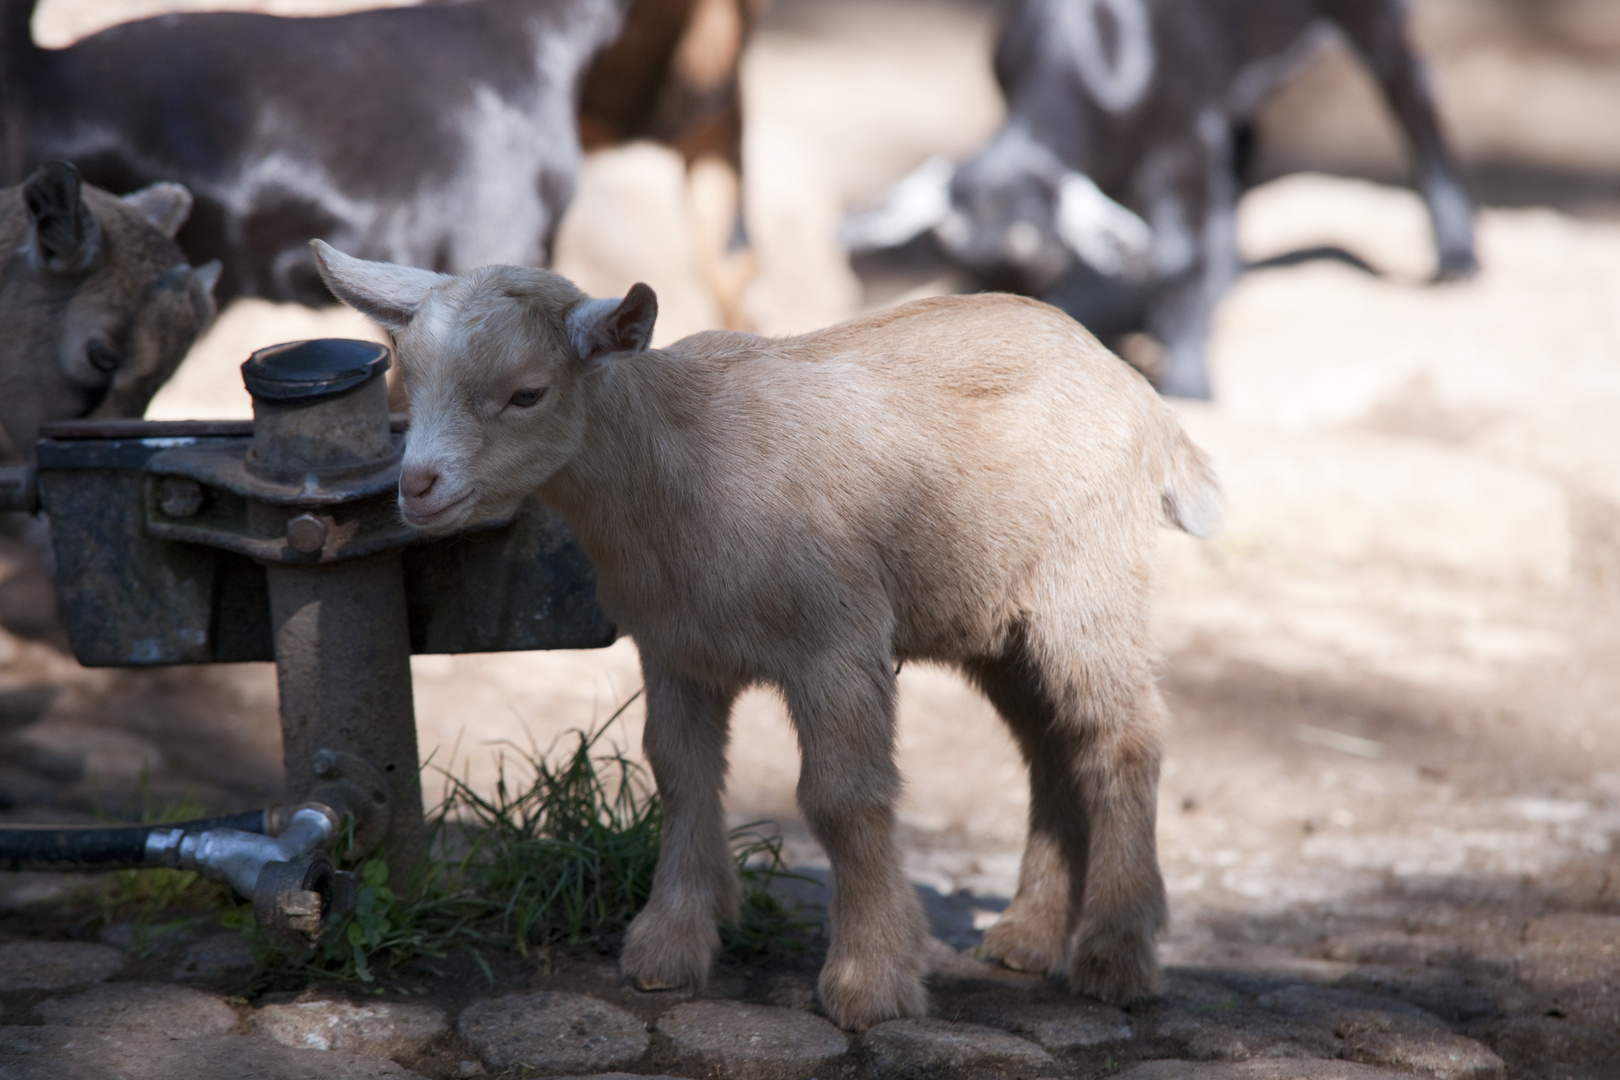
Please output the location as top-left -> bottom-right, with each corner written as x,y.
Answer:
192,259 -> 222,298
24,160 -> 102,274
189,260 -> 223,325
122,181 -> 194,239
309,239 -> 450,333
567,283 -> 658,362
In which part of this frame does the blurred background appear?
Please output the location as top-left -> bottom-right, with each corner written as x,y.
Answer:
4,0 -> 1619,1049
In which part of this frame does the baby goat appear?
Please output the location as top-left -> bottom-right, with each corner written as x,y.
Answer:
313,239 -> 1220,1029
0,160 -> 218,460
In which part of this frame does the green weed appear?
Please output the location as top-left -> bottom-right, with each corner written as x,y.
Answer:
724,820 -> 820,960
230,694 -> 815,987
435,710 -> 664,952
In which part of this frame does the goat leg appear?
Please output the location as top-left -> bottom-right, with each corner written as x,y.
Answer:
788,652 -> 929,1030
621,665 -> 740,991
1328,0 -> 1478,280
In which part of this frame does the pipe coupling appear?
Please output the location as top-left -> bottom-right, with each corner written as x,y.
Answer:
144,804 -> 353,942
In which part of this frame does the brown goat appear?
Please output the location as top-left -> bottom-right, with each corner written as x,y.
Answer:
578,0 -> 763,329
312,238 -> 1220,1029
0,160 -> 218,461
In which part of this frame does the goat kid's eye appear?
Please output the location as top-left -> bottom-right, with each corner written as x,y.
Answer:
87,340 -> 123,374
508,387 -> 545,408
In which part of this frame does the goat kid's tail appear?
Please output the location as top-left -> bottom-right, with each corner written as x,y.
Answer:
1158,417 -> 1221,538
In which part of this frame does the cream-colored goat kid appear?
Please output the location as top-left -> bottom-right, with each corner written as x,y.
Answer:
312,239 -> 1220,1030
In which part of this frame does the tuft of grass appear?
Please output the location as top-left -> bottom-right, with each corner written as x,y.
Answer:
229,692 -> 816,988
725,821 -> 820,960
436,710 -> 663,952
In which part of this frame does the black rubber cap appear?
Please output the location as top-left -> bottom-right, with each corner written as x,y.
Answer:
241,339 -> 391,402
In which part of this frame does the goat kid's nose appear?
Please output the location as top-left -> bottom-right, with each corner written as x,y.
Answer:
401,465 -> 438,500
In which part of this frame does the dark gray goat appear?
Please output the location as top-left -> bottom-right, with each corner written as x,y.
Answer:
841,0 -> 1478,399
1,0 -> 628,307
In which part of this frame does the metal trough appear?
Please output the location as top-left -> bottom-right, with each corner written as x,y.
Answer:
19,339 -> 614,880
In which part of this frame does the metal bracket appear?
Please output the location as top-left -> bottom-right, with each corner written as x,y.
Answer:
141,438 -> 422,564
304,749 -> 393,860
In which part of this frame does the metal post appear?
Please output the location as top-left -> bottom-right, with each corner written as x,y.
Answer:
243,340 -> 424,879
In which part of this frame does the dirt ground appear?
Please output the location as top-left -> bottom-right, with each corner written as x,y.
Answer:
5,1 -> 1620,1077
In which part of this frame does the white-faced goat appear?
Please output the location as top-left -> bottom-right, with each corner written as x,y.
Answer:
313,239 -> 1220,1029
841,0 -> 1478,401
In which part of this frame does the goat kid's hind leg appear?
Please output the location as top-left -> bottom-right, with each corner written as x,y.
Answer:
1063,678 -> 1168,1005
788,655 -> 929,1029
621,667 -> 740,991
981,627 -> 1168,1005
966,653 -> 1078,978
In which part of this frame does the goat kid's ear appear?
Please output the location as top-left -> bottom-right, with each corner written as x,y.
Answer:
24,160 -> 102,274
567,283 -> 658,363
190,260 -> 223,325
309,239 -> 451,333
122,181 -> 194,239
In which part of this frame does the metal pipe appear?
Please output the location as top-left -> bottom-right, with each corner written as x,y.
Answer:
145,805 -> 336,898
145,803 -> 355,941
0,805 -> 352,942
0,809 -> 269,872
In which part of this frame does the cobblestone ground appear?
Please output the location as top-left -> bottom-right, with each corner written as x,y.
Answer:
2,1 -> 1618,1078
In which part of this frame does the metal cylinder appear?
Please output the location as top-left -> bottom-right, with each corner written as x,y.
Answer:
244,339 -> 394,472
244,339 -> 424,879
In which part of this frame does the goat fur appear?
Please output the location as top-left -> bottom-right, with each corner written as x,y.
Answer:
1,0 -> 626,307
313,239 -> 1220,1029
0,160 -> 217,461
842,0 -> 1478,400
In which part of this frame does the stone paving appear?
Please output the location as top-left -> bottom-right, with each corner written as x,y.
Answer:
0,935 -> 1516,1080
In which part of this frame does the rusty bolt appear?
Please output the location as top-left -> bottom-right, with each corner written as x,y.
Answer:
286,513 -> 328,553
157,477 -> 204,518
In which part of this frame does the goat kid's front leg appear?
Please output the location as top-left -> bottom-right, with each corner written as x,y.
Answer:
621,667 -> 740,991
788,657 -> 929,1030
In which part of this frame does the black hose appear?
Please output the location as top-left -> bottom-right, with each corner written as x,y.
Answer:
1245,245 -> 1379,276
0,809 -> 268,871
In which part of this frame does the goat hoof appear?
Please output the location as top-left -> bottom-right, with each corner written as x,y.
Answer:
1435,250 -> 1480,282
981,914 -> 1067,976
620,909 -> 718,992
818,952 -> 929,1030
1067,924 -> 1158,1005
